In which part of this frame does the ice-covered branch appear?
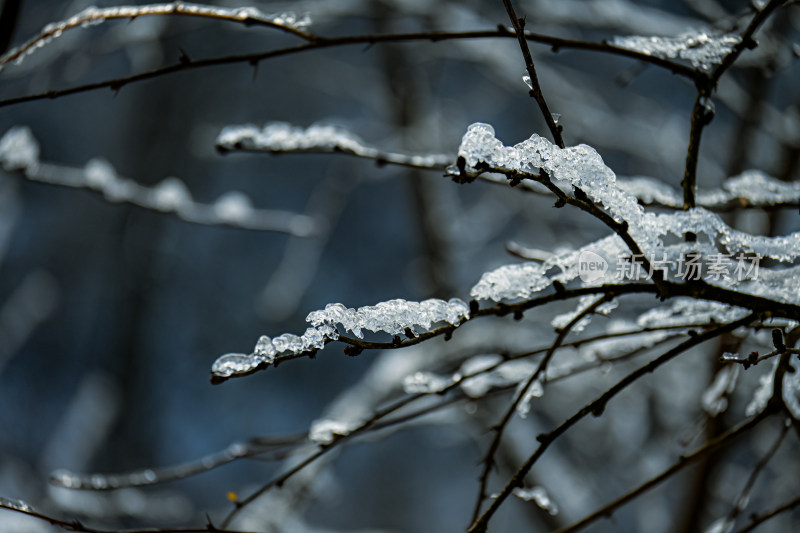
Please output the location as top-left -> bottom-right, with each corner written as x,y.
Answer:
0,126 -> 318,236
216,122 -> 451,170
610,29 -> 740,71
617,172 -> 800,211
454,123 -> 800,305
0,3 -> 312,69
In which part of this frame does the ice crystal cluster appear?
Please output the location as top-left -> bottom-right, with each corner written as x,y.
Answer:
455,123 -> 800,304
0,4 -> 311,69
212,298 -> 470,378
216,122 -> 450,168
610,29 -> 740,70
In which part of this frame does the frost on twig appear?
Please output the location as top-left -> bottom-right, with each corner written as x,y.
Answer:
216,122 -> 452,170
211,298 -> 470,379
0,3 -> 311,70
0,126 -> 318,236
610,29 -> 740,70
454,123 -> 800,304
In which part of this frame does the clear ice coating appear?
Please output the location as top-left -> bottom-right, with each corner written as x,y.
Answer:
306,298 -> 470,339
456,123 -> 800,305
309,419 -> 351,444
0,4 -> 312,68
610,29 -> 740,70
512,486 -> 559,516
211,353 -> 261,378
210,325 -> 337,378
216,122 -> 451,168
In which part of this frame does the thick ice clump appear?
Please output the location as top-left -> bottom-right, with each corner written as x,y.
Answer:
456,123 -> 800,305
306,298 -> 470,339
212,298 -> 469,379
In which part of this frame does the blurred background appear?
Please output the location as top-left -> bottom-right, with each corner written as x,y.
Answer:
0,0 -> 799,532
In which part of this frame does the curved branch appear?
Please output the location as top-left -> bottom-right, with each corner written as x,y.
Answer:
0,28 -> 699,109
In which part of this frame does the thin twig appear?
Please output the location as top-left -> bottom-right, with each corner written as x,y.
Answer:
722,420 -> 790,528
553,411 -> 772,533
681,0 -> 787,209
0,28 -> 698,109
501,0 -> 565,148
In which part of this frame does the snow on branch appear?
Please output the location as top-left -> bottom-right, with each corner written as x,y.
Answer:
0,3 -> 312,70
453,123 -> 800,304
216,122 -> 452,170
610,29 -> 740,71
0,126 -> 318,236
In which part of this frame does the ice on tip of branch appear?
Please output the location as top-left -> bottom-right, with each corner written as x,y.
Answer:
512,486 -> 559,516
211,326 -> 337,379
211,353 -> 261,378
610,29 -> 740,70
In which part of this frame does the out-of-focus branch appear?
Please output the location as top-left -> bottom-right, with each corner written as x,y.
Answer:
0,2 -> 313,67
471,295 -> 610,520
0,28 -> 699,109
0,497 -> 254,533
467,313 -> 756,533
